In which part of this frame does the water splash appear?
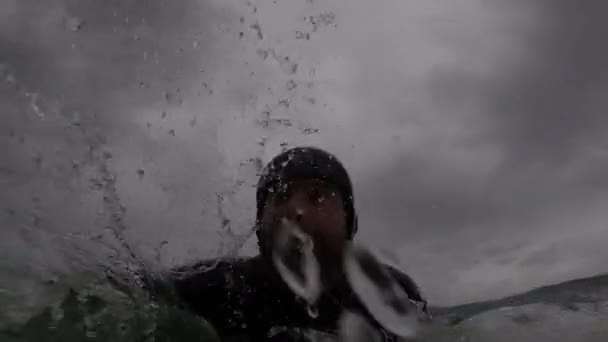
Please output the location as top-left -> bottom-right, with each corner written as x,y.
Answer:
307,304 -> 319,319
343,243 -> 420,339
256,49 -> 299,75
271,219 -> 321,305
338,311 -> 382,342
249,22 -> 264,40
65,16 -> 84,32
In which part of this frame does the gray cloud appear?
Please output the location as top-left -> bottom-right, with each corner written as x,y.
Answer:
351,0 -> 608,304
480,1 -> 608,164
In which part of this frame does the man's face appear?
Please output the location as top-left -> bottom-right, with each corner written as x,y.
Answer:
259,179 -> 350,287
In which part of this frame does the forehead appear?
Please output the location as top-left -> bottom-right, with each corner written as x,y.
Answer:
273,178 -> 340,193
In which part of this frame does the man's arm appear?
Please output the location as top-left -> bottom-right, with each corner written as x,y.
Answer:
162,256 -> 298,340
166,258 -> 249,332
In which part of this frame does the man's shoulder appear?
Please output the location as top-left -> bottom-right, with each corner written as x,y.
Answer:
164,255 -> 272,321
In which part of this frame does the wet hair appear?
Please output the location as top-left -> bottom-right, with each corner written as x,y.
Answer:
255,146 -> 358,246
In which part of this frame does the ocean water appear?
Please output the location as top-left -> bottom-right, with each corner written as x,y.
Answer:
0,288 -> 220,342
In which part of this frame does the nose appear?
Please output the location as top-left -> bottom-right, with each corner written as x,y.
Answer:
278,195 -> 314,233
282,204 -> 306,223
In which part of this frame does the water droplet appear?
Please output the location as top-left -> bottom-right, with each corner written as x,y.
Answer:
296,31 -> 310,40
66,17 -> 84,31
168,129 -> 176,136
280,57 -> 298,74
256,48 -> 270,60
301,127 -> 319,135
33,152 -> 43,167
339,311 -> 382,342
163,91 -> 172,103
136,168 -> 144,179
304,97 -> 316,104
344,244 -> 419,339
286,80 -> 297,91
307,305 -> 319,318
250,22 -> 263,40
193,41 -> 200,48
102,151 -> 113,159
44,277 -> 58,285
161,111 -> 168,119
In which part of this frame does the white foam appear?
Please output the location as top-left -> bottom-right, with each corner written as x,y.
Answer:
271,219 -> 322,305
338,311 -> 382,342
343,243 -> 419,339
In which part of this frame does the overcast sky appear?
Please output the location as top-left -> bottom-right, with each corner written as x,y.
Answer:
1,0 -> 607,306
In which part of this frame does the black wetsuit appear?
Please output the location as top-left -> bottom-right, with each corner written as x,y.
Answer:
160,254 -> 426,342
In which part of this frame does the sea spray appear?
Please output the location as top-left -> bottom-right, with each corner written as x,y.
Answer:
271,219 -> 322,306
343,243 -> 421,339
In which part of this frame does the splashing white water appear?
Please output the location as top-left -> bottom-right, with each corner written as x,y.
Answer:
271,219 -> 321,305
338,311 -> 382,342
270,222 -> 424,339
343,243 -> 420,339
307,304 -> 319,319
